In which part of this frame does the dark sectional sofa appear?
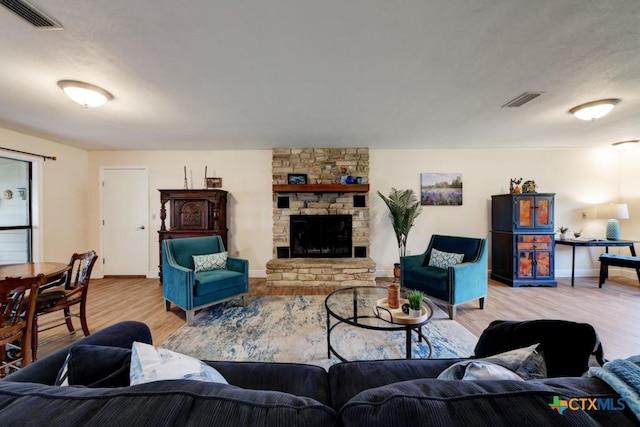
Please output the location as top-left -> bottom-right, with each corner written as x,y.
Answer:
1,321 -> 637,426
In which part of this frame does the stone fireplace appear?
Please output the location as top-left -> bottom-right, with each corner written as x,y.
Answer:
266,148 -> 376,287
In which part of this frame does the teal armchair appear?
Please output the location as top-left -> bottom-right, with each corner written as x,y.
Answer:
162,236 -> 249,325
400,235 -> 487,319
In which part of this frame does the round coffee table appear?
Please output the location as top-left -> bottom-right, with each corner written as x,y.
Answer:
324,286 -> 434,361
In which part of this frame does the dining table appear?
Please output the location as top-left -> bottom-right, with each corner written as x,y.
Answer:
0,262 -> 70,289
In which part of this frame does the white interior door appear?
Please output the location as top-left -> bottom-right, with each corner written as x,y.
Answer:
102,168 -> 149,275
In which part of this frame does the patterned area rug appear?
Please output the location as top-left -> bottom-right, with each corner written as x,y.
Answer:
161,295 -> 478,370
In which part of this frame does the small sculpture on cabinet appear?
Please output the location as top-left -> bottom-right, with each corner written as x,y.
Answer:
522,180 -> 537,193
510,178 -> 522,193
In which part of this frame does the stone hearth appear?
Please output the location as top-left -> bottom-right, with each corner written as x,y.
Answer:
266,258 -> 376,287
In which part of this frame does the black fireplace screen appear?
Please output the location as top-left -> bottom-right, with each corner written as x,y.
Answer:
290,215 -> 352,258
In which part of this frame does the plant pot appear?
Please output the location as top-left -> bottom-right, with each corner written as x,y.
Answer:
409,308 -> 422,318
393,263 -> 400,282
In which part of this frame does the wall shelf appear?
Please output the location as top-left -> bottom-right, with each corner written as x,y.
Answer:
273,184 -> 369,193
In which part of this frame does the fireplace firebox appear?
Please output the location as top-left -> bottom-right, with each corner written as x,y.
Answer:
290,215 -> 352,258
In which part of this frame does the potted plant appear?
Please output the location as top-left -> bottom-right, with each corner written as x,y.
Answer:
406,290 -> 424,318
377,188 -> 423,281
557,226 -> 569,240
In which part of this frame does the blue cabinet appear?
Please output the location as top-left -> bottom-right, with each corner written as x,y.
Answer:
491,193 -> 557,287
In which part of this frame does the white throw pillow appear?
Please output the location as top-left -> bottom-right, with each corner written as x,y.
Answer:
130,341 -> 228,385
193,252 -> 228,272
428,248 -> 464,269
438,360 -> 526,381
437,343 -> 546,381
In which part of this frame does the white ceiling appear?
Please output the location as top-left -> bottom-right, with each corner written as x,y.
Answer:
1,0 -> 639,151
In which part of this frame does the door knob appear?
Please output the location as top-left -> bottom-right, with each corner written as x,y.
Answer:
137,225 -> 146,230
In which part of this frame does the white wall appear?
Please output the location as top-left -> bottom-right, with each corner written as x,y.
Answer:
371,147 -> 639,279
2,124 -> 637,282
87,145 -> 640,281
87,150 -> 273,278
0,128 -> 89,263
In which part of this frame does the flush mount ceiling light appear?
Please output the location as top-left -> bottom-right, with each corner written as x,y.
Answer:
57,80 -> 113,107
569,98 -> 620,120
612,140 -> 639,150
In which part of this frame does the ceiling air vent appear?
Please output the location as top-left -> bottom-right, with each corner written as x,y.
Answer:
1,0 -> 62,29
501,92 -> 543,108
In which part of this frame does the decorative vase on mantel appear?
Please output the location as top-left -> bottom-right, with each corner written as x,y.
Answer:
393,263 -> 401,282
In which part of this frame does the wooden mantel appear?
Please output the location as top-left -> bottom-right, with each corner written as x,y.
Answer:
273,184 -> 370,193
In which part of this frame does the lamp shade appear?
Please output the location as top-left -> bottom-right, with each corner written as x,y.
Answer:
57,80 -> 113,107
596,203 -> 629,240
596,203 -> 629,220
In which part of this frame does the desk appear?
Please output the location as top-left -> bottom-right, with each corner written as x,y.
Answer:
0,262 -> 70,289
555,239 -> 637,287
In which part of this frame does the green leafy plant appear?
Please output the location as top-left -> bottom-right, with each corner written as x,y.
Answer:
407,290 -> 424,311
377,188 -> 423,261
557,226 -> 569,234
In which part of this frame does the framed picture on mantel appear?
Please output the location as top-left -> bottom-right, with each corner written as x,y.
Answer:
206,177 -> 222,188
287,173 -> 308,185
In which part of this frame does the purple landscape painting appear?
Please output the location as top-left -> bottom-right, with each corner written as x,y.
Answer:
420,173 -> 463,206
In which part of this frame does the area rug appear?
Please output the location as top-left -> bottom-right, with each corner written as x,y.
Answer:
161,295 -> 478,370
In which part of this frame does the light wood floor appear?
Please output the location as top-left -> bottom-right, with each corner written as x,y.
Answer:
36,275 -> 640,360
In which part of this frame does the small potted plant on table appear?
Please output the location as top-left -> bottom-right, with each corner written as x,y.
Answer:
557,226 -> 569,240
406,290 -> 424,318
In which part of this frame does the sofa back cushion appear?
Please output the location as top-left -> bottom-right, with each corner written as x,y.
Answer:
328,359 -> 461,409
474,320 -> 602,377
339,378 -> 637,426
425,235 -> 484,265
0,380 -> 339,427
165,236 -> 225,270
208,361 -> 331,406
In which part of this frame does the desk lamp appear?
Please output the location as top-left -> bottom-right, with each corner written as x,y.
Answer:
596,203 -> 629,240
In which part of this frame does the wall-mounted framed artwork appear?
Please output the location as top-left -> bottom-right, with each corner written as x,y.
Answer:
420,173 -> 463,205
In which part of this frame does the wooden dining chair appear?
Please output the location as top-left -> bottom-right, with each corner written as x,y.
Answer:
1,274 -> 43,378
31,251 -> 98,360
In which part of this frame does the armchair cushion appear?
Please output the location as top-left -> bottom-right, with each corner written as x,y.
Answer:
194,269 -> 247,297
169,236 -> 226,270
427,248 -> 464,269
401,266 -> 448,293
193,252 -> 228,272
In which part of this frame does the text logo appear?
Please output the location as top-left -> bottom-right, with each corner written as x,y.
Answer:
549,396 -> 626,415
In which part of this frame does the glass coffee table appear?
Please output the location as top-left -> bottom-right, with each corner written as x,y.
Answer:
324,286 -> 434,361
